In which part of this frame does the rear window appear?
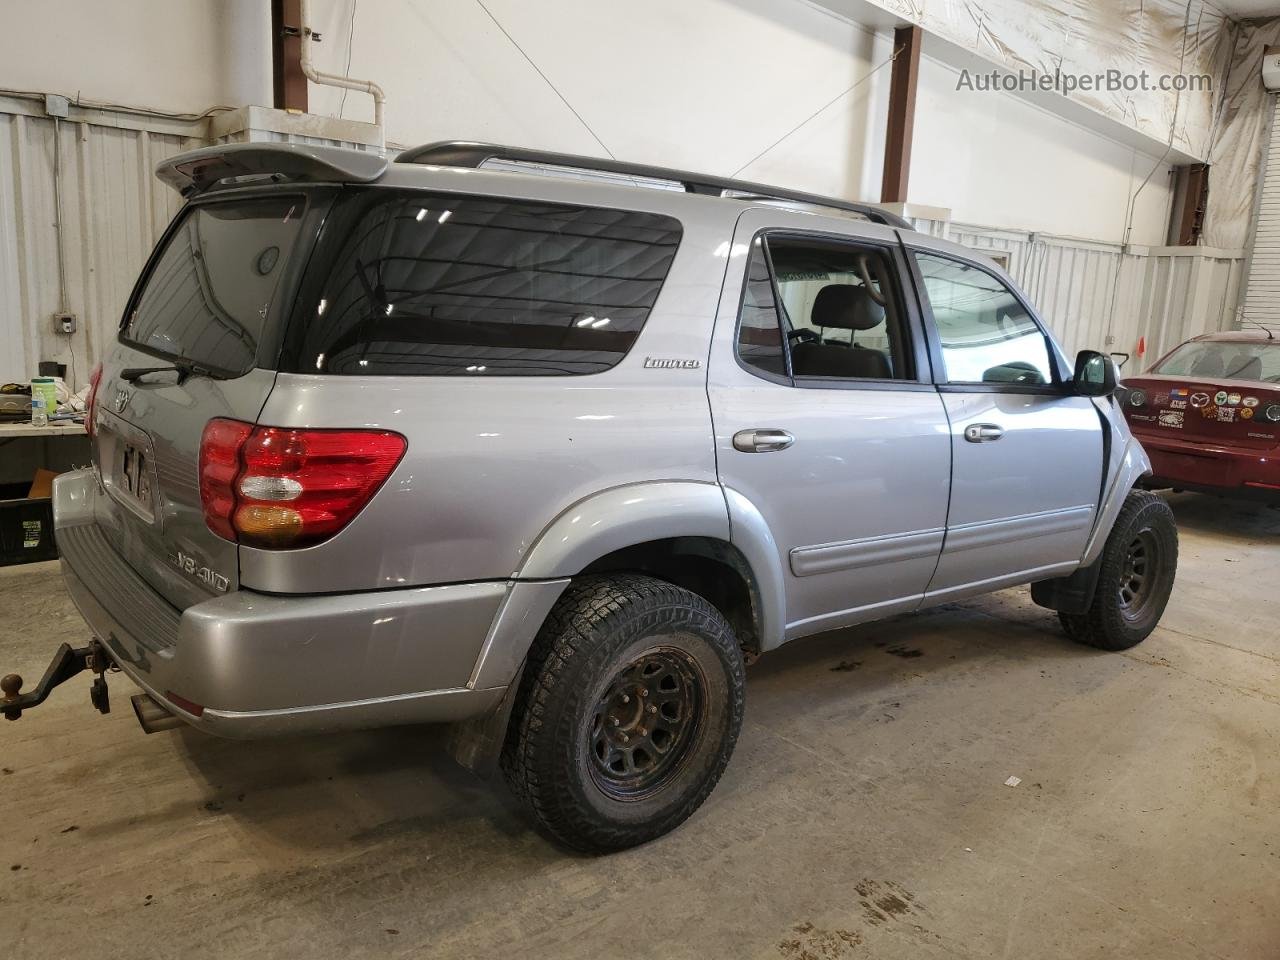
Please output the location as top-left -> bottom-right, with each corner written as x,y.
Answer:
1153,340 -> 1280,382
280,190 -> 682,376
122,197 -> 304,376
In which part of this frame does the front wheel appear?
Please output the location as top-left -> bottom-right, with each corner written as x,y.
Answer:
501,574 -> 746,853
1059,490 -> 1178,650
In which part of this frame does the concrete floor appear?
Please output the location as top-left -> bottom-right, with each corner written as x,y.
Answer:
1,492 -> 1277,959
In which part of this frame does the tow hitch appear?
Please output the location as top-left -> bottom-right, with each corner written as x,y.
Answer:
1,639 -> 113,721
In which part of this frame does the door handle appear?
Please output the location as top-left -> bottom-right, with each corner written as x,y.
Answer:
964,423 -> 1005,443
733,428 -> 795,453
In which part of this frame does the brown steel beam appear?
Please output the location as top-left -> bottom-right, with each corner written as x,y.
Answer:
880,24 -> 922,205
272,0 -> 308,112
1169,163 -> 1210,246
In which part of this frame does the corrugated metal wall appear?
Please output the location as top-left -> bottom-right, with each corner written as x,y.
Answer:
1241,94 -> 1280,326
0,99 -> 202,390
920,219 -> 1244,372
0,96 -> 1247,390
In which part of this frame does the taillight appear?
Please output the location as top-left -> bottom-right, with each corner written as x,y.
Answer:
84,362 -> 103,437
199,419 -> 406,549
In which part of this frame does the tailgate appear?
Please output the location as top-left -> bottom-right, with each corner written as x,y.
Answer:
84,192 -> 313,610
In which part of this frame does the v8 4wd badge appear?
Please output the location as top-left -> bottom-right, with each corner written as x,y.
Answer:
173,550 -> 230,592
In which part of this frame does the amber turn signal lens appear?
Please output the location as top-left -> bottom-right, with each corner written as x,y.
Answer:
233,505 -> 304,547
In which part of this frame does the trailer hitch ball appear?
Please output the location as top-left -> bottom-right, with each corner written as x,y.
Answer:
1,674 -> 22,718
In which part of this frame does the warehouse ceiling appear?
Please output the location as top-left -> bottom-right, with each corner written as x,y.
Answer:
1213,0 -> 1280,17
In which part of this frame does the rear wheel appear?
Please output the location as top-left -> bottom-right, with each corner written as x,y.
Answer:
501,574 -> 745,853
1059,491 -> 1178,650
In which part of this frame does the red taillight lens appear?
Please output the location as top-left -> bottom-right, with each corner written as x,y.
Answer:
84,362 -> 103,437
199,419 -> 406,549
199,419 -> 254,541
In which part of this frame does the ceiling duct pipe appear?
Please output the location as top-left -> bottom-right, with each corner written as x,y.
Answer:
298,0 -> 386,151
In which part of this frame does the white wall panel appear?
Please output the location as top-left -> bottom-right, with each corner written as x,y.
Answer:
921,219 -> 1242,369
0,104 -> 202,389
1241,95 -> 1280,328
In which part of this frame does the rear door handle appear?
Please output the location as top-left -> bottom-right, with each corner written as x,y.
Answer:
964,423 -> 1005,443
733,428 -> 795,453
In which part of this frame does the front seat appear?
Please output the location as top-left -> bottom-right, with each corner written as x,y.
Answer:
1190,349 -> 1225,377
1225,353 -> 1262,381
789,283 -> 891,379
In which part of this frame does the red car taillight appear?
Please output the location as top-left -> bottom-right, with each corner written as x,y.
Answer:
199,419 -> 406,549
84,362 -> 103,437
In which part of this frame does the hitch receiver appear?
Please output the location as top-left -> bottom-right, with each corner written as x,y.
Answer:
1,640 -> 112,721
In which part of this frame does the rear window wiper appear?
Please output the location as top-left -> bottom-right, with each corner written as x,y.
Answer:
119,360 -> 212,384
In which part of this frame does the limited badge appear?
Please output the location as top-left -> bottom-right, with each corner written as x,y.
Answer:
1214,390 -> 1229,405
1244,396 -> 1260,408
1154,392 -> 1170,406
1159,410 -> 1185,429
1242,407 -> 1255,420
1190,392 -> 1211,408
1227,393 -> 1242,406
1217,407 -> 1237,423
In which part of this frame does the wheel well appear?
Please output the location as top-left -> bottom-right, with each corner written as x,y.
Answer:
580,537 -> 763,659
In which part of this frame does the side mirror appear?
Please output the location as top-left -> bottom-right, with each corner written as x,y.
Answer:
1073,349 -> 1118,397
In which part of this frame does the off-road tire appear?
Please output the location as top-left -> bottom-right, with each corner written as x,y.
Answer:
501,574 -> 745,853
1059,490 -> 1178,651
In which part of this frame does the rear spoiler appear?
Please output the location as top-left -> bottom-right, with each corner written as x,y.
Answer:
156,143 -> 387,197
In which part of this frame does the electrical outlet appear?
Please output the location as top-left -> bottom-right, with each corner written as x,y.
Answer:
53,312 -> 76,335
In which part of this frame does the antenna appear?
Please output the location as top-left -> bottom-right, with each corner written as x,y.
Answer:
1236,308 -> 1275,340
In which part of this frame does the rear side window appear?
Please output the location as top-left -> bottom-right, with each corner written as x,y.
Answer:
282,191 -> 682,376
122,197 -> 304,376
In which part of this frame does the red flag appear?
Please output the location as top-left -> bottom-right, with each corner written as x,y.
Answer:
1136,336 -> 1146,358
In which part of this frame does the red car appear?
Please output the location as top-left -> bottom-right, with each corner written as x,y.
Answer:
1120,330 -> 1280,502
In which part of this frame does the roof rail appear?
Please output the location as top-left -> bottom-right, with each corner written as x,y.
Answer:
396,141 -> 913,230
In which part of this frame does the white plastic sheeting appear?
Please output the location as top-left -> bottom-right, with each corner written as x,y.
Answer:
1205,19 -> 1280,250
916,218 -> 1243,369
862,0 -> 1233,161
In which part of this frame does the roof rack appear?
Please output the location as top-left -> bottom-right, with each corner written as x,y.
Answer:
396,141 -> 913,230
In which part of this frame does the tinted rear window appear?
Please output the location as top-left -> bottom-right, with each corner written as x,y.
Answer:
122,197 -> 304,376
280,190 -> 682,376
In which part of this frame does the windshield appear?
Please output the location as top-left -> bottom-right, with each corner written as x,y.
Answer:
1152,339 -> 1280,383
121,197 -> 305,376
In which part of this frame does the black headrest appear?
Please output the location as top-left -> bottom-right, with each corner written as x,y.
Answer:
811,284 -> 885,331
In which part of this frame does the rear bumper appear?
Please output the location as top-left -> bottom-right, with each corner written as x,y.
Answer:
51,469 -> 535,738
1133,432 -> 1280,501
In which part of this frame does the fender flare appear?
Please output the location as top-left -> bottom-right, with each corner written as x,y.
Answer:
468,481 -> 735,693
721,486 -> 788,652
1081,432 -> 1152,568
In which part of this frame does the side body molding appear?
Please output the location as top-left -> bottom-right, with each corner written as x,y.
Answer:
468,481 -> 735,691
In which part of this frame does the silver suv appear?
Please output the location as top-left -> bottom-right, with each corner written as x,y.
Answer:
6,142 -> 1178,853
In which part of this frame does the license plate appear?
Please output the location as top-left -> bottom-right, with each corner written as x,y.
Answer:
120,443 -> 153,509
